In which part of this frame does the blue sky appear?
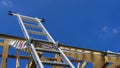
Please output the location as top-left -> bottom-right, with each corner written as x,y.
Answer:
0,0 -> 120,68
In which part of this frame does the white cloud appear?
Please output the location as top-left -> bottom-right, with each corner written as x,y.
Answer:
101,26 -> 108,32
101,26 -> 120,34
112,28 -> 119,34
99,26 -> 120,39
0,0 -> 13,7
2,1 -> 8,6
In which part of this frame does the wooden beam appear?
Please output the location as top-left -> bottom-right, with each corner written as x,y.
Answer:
93,54 -> 105,68
16,49 -> 20,68
53,54 -> 62,68
0,34 -> 25,41
102,62 -> 109,68
0,34 -> 120,68
27,59 -> 36,68
77,60 -> 82,68
0,54 -> 82,62
81,61 -> 88,68
1,39 -> 9,68
0,54 -> 30,59
0,42 -> 3,46
77,62 -> 81,68
0,33 -> 120,56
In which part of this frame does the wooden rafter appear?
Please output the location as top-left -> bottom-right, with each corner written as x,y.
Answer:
1,39 -> 9,68
0,42 -> 3,46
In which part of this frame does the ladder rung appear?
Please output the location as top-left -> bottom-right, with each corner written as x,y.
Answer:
42,61 -> 70,67
20,15 -> 42,23
24,23 -> 42,29
27,30 -> 47,36
36,48 -> 60,54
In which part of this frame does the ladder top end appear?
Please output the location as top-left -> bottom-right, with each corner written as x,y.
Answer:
41,18 -> 45,22
8,11 -> 13,16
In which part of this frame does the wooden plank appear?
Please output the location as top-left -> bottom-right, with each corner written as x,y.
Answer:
0,34 -> 120,68
1,39 -> 9,68
26,58 -> 33,68
77,60 -> 82,68
93,54 -> 105,68
0,33 -> 120,56
28,53 -> 42,68
29,60 -> 36,68
16,49 -> 20,68
53,54 -> 62,68
0,54 -> 30,59
77,62 -> 81,68
0,42 -> 3,46
81,61 -> 88,68
0,34 -> 25,41
0,54 -> 83,62
102,62 -> 109,68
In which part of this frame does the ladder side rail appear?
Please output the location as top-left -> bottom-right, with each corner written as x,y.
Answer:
29,44 -> 44,68
35,18 -> 56,43
58,48 -> 75,68
16,14 -> 44,68
16,14 -> 30,40
36,18 -> 75,68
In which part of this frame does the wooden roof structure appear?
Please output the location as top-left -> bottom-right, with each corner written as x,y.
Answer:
0,33 -> 120,68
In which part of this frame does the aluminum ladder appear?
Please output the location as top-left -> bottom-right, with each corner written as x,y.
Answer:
9,11 -> 75,68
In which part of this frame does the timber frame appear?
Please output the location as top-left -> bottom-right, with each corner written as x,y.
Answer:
0,33 -> 120,68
